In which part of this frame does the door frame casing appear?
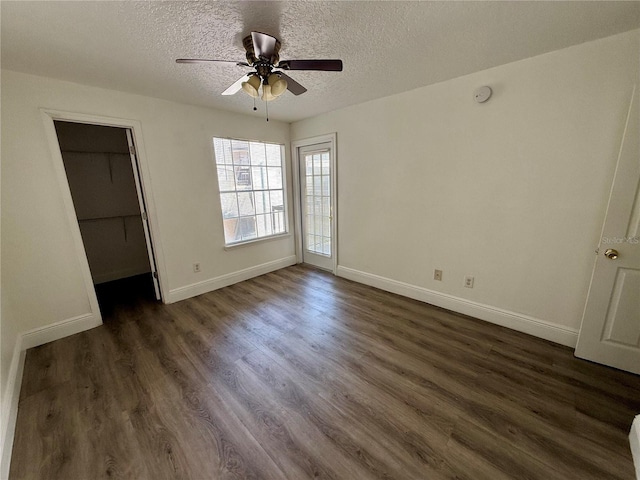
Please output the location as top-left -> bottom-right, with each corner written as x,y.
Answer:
291,133 -> 338,274
40,109 -> 168,315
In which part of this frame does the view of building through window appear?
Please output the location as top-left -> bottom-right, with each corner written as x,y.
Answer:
213,138 -> 287,245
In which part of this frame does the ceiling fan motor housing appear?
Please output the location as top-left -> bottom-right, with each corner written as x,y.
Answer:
243,34 -> 281,67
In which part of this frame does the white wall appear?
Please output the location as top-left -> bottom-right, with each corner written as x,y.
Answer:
0,70 -> 295,441
292,30 -> 640,340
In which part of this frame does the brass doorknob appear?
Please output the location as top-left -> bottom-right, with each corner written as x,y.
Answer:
604,248 -> 619,260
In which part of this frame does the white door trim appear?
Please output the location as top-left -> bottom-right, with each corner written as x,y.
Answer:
40,109 -> 169,303
291,133 -> 338,274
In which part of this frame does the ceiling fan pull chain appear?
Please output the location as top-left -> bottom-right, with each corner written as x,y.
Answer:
253,96 -> 257,111
266,98 -> 269,122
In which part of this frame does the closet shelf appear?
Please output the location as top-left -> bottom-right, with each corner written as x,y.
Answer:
61,150 -> 130,155
78,214 -> 141,222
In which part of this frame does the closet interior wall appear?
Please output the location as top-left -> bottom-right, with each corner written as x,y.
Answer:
54,121 -> 151,284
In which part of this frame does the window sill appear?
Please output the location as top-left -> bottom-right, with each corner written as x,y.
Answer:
224,232 -> 292,250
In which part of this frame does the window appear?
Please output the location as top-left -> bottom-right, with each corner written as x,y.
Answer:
213,137 -> 288,245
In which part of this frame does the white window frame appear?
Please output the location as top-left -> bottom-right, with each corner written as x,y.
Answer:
212,137 -> 290,247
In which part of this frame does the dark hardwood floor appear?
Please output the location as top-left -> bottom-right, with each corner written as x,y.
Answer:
10,265 -> 640,479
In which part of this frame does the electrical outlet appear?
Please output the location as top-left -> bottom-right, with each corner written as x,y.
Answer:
434,269 -> 443,281
193,263 -> 201,273
464,275 -> 474,288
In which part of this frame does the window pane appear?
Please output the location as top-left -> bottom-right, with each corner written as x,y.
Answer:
214,138 -> 233,165
234,166 -> 252,190
305,157 -> 313,175
214,137 -> 287,245
252,167 -> 267,190
220,193 -> 238,218
249,142 -> 267,166
256,214 -> 273,238
237,191 -> 255,216
238,217 -> 257,241
267,167 -> 282,189
313,176 -> 322,196
231,140 -> 250,166
223,218 -> 240,243
313,154 -> 321,175
254,191 -> 270,214
266,144 -> 281,166
270,190 -> 283,211
217,166 -> 235,192
272,210 -> 285,234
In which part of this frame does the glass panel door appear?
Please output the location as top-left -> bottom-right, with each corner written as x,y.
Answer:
300,143 -> 333,270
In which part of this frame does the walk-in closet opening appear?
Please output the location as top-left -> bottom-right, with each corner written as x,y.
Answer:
54,121 -> 161,315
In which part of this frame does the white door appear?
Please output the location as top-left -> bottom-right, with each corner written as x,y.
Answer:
575,86 -> 640,374
299,143 -> 334,270
126,130 -> 161,300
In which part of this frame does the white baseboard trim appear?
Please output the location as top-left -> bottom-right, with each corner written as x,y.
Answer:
166,255 -> 298,304
0,338 -> 25,480
336,266 -> 579,348
631,415 -> 640,480
21,312 -> 102,351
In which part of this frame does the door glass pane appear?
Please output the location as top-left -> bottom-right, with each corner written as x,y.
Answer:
313,176 -> 322,196
322,175 -> 330,196
321,153 -> 330,174
303,151 -> 331,257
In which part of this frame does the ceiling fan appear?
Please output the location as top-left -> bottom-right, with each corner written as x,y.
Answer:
176,32 -> 343,106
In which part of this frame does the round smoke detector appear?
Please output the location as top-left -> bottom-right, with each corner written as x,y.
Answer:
474,86 -> 492,103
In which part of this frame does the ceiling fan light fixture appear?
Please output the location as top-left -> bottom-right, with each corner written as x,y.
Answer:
268,73 -> 287,97
241,74 -> 260,97
261,84 -> 277,102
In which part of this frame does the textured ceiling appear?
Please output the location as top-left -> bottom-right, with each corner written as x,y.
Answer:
2,1 -> 640,122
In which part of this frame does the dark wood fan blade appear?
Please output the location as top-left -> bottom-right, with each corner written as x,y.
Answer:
251,32 -> 277,59
221,74 -> 251,96
278,72 -> 307,96
278,59 -> 343,71
176,59 -> 250,66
